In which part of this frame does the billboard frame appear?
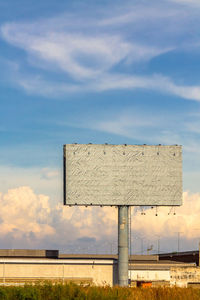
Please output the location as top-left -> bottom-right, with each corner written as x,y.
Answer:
63,143 -> 182,207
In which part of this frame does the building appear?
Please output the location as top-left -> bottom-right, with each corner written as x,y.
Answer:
159,250 -> 199,266
0,249 -> 199,287
0,250 -> 117,286
128,254 -> 196,287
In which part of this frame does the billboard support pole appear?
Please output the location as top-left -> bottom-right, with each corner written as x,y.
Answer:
118,206 -> 129,286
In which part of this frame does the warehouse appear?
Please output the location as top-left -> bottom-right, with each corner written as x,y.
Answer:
0,250 -> 117,286
128,254 -> 195,287
0,249 -> 198,287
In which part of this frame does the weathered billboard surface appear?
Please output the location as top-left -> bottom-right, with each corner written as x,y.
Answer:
63,144 -> 182,206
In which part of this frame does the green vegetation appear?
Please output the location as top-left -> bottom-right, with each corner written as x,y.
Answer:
0,283 -> 200,300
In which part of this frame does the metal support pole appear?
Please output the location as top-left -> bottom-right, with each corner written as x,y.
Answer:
118,206 -> 129,286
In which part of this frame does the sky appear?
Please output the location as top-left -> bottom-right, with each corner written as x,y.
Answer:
1,0 -> 200,254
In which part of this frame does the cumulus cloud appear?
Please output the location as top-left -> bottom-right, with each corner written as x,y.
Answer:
132,192 -> 200,239
0,186 -> 54,240
0,165 -> 61,205
0,186 -> 118,249
0,186 -> 199,252
59,205 -> 117,241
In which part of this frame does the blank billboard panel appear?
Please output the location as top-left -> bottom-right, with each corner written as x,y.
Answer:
63,144 -> 182,206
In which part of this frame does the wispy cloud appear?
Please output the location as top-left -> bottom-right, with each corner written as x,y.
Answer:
66,106 -> 200,157
92,73 -> 200,101
4,66 -> 200,102
93,114 -> 182,145
1,1 -> 200,100
98,4 -> 180,26
1,22 -> 168,80
170,0 -> 200,7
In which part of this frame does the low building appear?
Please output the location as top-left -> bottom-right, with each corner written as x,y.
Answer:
128,255 -> 195,287
170,266 -> 200,287
0,250 -> 117,286
159,251 -> 199,266
0,250 -> 199,287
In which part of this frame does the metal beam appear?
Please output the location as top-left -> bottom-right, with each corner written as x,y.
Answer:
118,206 -> 129,286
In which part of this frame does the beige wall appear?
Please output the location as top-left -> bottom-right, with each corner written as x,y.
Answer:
0,259 -> 116,287
170,267 -> 200,287
129,269 -> 170,282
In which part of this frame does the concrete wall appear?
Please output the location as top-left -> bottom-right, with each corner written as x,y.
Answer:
129,269 -> 170,282
129,266 -> 200,287
0,259 -> 116,286
170,267 -> 200,287
1,258 -> 199,288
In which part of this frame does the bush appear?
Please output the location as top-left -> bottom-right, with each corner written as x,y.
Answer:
0,283 -> 200,300
0,287 -> 8,300
6,285 -> 40,300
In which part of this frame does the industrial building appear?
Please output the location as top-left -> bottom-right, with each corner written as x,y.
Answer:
159,250 -> 199,265
0,249 -> 199,287
0,250 -> 117,286
128,254 -> 196,287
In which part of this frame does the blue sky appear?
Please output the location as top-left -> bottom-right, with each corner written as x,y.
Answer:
1,0 -> 200,253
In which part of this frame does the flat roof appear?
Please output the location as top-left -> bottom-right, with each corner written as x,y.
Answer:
159,251 -> 199,257
0,258 -> 116,265
59,254 -> 158,261
129,261 -> 196,270
0,249 -> 58,258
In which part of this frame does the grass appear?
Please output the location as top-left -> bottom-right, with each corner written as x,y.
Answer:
0,283 -> 200,300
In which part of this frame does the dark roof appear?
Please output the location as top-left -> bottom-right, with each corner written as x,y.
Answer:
159,250 -> 199,257
159,251 -> 199,265
0,249 -> 59,258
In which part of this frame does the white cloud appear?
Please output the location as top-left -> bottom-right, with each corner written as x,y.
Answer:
60,205 -> 117,240
1,2 -> 200,101
0,186 -> 54,240
0,165 -> 61,206
170,0 -> 200,7
0,186 -> 118,248
92,73 -> 200,101
6,67 -> 200,102
90,112 -> 183,147
0,186 -> 199,252
1,22 -> 168,81
92,110 -> 159,139
99,4 -> 180,26
41,168 -> 59,180
132,192 -> 200,240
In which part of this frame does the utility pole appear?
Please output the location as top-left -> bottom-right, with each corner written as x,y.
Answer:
141,238 -> 144,255
157,235 -> 160,254
154,234 -> 160,254
177,232 -> 183,253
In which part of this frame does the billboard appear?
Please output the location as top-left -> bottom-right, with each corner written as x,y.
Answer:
63,144 -> 182,206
